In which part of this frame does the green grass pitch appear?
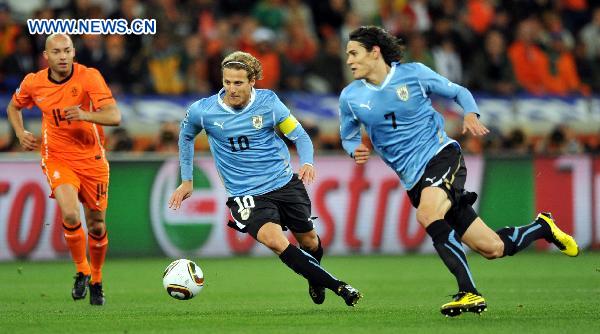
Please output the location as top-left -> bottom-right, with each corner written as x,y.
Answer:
1,252 -> 599,333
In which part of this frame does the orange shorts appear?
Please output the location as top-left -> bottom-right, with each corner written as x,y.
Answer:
41,158 -> 110,211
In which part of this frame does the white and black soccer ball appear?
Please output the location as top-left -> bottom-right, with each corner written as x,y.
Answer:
162,259 -> 204,300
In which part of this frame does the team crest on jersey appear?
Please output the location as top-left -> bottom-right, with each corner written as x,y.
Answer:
70,86 -> 79,97
252,115 -> 263,129
396,85 -> 409,101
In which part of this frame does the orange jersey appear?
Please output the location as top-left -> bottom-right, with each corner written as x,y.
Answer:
12,63 -> 116,167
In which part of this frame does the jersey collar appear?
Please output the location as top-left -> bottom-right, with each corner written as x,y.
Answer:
47,64 -> 75,85
360,62 -> 397,91
217,88 -> 256,114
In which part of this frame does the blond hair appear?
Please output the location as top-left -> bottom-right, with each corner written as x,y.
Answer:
221,51 -> 263,81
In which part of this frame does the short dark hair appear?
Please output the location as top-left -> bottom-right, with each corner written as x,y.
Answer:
349,26 -> 403,65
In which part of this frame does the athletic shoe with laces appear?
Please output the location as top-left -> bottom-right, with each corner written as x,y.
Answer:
336,283 -> 362,306
72,272 -> 90,300
537,212 -> 580,257
308,283 -> 325,304
441,292 -> 487,317
89,282 -> 105,306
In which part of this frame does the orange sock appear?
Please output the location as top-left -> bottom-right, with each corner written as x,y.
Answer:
88,232 -> 108,284
63,223 -> 91,275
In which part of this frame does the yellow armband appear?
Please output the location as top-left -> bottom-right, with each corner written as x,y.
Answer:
277,115 -> 299,135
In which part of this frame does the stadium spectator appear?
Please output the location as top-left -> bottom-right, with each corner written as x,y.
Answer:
252,0 -> 286,31
181,34 -> 211,94
102,35 -> 132,94
508,19 -> 560,95
432,38 -> 462,83
1,34 -> 36,92
6,33 -> 120,306
579,7 -> 600,60
403,33 -> 434,69
170,50 -> 362,307
242,27 -> 281,89
306,33 -> 345,93
146,34 -> 185,95
108,127 -> 134,152
468,30 -> 516,95
281,19 -> 318,90
339,26 -> 579,317
0,4 -> 21,60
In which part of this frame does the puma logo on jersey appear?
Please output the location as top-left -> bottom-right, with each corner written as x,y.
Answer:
53,171 -> 60,179
36,97 -> 45,102
359,101 -> 372,110
214,121 -> 225,129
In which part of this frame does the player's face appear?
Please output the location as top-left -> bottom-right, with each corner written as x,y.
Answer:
222,68 -> 255,109
44,36 -> 75,76
346,41 -> 376,80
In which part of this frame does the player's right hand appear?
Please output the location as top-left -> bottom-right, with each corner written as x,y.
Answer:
17,130 -> 38,151
168,181 -> 193,210
353,144 -> 370,164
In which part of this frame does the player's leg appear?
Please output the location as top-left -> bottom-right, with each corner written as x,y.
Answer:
53,180 -> 90,300
83,208 -> 107,306
256,223 -> 360,306
78,165 -> 109,305
461,212 -> 578,258
417,187 -> 480,297
293,229 -> 325,304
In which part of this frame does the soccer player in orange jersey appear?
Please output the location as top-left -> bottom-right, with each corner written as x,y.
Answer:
6,34 -> 120,306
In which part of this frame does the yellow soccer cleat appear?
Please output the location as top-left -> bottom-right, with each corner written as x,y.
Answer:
441,292 -> 487,317
537,212 -> 580,257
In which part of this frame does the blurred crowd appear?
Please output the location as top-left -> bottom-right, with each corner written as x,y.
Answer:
1,0 -> 600,154
0,0 -> 599,95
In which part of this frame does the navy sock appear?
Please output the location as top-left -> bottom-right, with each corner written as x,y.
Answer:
279,244 -> 340,291
496,218 -> 551,256
426,219 -> 478,294
300,235 -> 323,264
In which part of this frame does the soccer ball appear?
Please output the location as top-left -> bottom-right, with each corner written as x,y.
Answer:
162,259 -> 204,300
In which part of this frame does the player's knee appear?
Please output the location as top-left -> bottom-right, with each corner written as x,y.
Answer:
299,234 -> 319,252
260,234 -> 289,254
88,221 -> 106,237
416,207 -> 443,227
62,210 -> 80,226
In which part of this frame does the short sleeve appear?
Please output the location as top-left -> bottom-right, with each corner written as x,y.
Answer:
11,73 -> 35,109
84,68 -> 116,109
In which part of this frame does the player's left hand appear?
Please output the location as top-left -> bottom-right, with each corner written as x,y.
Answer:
462,113 -> 489,136
64,105 -> 91,121
298,163 -> 316,185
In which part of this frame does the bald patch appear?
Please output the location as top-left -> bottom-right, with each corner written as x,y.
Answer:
45,34 -> 73,50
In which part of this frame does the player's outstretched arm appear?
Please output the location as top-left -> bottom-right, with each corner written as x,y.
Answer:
64,103 -> 121,126
6,100 -> 38,151
353,144 -> 370,164
168,180 -> 193,210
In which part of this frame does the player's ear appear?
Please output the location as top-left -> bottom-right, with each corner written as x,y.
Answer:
372,45 -> 381,59
249,78 -> 256,87
43,50 -> 48,61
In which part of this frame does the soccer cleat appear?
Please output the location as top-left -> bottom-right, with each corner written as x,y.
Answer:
336,283 -> 362,306
308,283 -> 326,305
72,272 -> 90,300
441,292 -> 487,317
537,212 -> 580,257
89,282 -> 105,306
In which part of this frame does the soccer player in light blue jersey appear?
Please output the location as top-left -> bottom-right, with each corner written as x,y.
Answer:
339,26 -> 579,316
169,51 -> 361,306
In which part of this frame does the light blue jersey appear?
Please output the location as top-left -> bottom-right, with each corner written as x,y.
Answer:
179,88 -> 314,196
339,62 -> 479,190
